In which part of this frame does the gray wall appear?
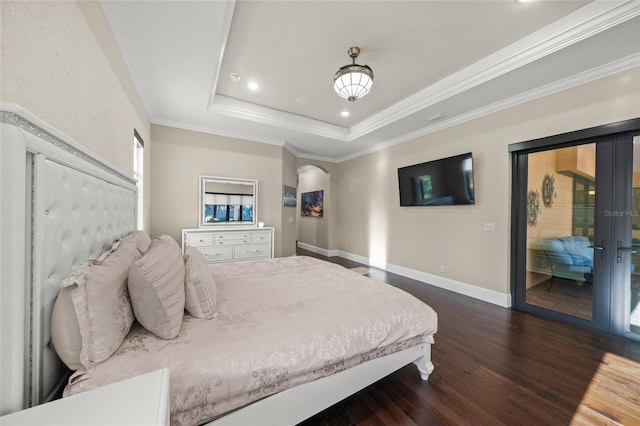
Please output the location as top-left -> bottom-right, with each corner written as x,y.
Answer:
280,148 -> 299,256
150,124 -> 286,256
333,68 -> 640,300
0,2 -> 151,232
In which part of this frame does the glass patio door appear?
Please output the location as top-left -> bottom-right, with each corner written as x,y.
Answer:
511,121 -> 640,342
517,140 -> 609,333
611,135 -> 640,341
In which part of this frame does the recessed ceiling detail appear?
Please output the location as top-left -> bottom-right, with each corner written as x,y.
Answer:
100,0 -> 640,162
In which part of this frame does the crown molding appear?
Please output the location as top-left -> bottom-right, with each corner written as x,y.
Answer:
282,141 -> 301,157
284,142 -> 341,164
348,1 -> 640,141
152,117 -> 343,163
152,117 -> 286,147
206,0 -> 237,109
209,95 -> 350,140
337,55 -> 640,163
294,151 -> 341,164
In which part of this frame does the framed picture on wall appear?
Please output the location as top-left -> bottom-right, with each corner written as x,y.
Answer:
301,190 -> 323,217
283,185 -> 297,207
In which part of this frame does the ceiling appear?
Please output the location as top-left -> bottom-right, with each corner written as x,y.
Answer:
100,1 -> 640,163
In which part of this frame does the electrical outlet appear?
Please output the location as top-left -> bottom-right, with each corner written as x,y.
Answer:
484,223 -> 495,232
440,265 -> 445,272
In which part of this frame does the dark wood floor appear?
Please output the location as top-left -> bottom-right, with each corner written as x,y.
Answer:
296,249 -> 640,426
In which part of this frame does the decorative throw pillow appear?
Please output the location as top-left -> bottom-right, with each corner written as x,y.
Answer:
132,230 -> 152,254
53,237 -> 140,371
50,232 -> 153,371
184,246 -> 218,319
128,235 -> 185,339
50,285 -> 83,370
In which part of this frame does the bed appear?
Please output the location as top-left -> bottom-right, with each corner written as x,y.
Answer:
63,254 -> 437,425
0,104 -> 437,425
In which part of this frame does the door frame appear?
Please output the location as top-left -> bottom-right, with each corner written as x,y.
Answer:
509,118 -> 640,336
611,133 -> 639,340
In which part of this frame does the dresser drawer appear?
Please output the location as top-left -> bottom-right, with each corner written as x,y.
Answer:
188,233 -> 213,247
233,244 -> 271,260
251,231 -> 272,244
200,246 -> 233,262
213,232 -> 250,244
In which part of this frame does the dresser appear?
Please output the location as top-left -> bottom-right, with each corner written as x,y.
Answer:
182,227 -> 274,263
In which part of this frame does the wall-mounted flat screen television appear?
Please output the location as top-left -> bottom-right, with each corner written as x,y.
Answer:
398,152 -> 474,206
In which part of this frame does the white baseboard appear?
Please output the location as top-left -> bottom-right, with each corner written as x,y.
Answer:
334,249 -> 370,266
298,244 -> 511,308
384,263 -> 512,308
296,242 -> 332,257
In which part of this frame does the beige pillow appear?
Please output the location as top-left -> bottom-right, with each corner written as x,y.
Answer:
51,237 -> 141,371
184,246 -> 218,319
128,235 -> 185,339
51,285 -> 83,370
132,230 -> 152,254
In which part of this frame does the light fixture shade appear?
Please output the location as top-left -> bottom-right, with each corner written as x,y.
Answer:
334,65 -> 374,102
333,46 -> 373,102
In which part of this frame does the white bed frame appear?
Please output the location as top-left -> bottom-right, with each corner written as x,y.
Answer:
209,343 -> 432,426
0,104 -> 434,423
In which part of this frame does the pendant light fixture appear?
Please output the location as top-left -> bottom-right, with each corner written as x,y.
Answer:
333,47 -> 374,102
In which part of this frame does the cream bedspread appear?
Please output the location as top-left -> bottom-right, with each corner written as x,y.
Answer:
64,256 -> 437,425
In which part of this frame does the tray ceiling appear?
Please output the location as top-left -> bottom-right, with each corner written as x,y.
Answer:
101,0 -> 640,162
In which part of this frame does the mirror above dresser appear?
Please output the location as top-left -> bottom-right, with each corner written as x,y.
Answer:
190,176 -> 272,263
199,176 -> 258,228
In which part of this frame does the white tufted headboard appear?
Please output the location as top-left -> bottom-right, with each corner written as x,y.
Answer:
0,104 -> 137,414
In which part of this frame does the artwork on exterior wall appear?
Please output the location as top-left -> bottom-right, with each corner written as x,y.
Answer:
283,185 -> 297,207
542,173 -> 557,208
527,188 -> 541,227
301,190 -> 324,217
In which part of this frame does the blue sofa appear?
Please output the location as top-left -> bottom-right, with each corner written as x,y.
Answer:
530,236 -> 594,283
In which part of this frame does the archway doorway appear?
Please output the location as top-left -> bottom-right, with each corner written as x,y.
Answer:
297,164 -> 330,254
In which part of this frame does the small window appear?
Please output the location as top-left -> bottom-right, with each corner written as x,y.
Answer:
133,130 -> 144,230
